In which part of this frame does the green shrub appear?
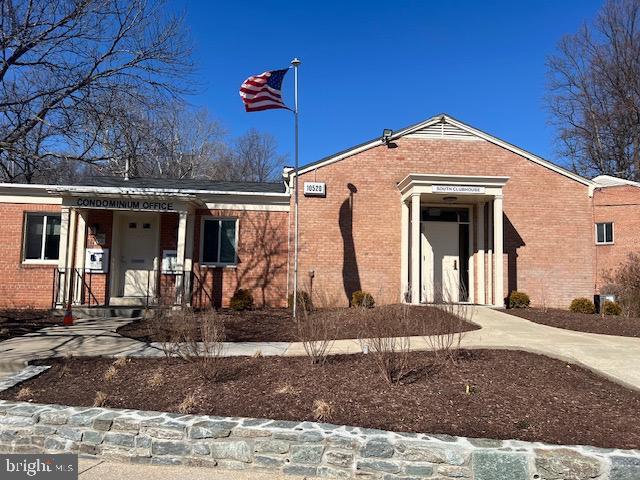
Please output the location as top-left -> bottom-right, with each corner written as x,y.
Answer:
508,291 -> 530,309
603,300 -> 622,316
351,290 -> 375,308
288,290 -> 313,312
569,297 -> 595,314
229,289 -> 253,311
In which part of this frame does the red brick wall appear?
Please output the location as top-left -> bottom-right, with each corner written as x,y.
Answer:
593,185 -> 640,290
291,138 -> 595,308
82,209 -> 113,305
158,213 -> 179,305
0,203 -> 61,309
192,208 -> 289,308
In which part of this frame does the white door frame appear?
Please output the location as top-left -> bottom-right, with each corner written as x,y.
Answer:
109,211 -> 161,302
419,204 -> 474,303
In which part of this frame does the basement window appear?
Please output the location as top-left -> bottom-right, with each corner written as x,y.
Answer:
595,222 -> 614,245
201,217 -> 237,265
23,213 -> 62,262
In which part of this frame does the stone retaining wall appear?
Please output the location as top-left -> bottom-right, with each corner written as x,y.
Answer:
1,369 -> 639,479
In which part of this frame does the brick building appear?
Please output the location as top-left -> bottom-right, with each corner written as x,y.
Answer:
0,114 -> 638,310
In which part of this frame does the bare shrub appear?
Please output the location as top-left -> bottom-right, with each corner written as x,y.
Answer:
175,309 -> 226,381
360,304 -> 413,384
177,392 -> 197,414
16,387 -> 33,401
296,290 -> 338,365
113,357 -> 128,368
312,399 -> 333,422
104,366 -> 118,382
93,391 -> 108,407
148,370 -> 164,388
424,301 -> 473,365
603,253 -> 640,318
147,308 -> 179,358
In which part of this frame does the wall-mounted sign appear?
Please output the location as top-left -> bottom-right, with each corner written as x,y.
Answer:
304,182 -> 326,197
162,249 -> 178,273
85,248 -> 109,273
75,197 -> 175,211
432,185 -> 486,195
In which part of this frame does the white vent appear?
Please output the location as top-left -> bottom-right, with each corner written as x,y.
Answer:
406,121 -> 480,141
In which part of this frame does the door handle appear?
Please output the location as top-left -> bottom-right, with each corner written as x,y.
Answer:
453,260 -> 458,270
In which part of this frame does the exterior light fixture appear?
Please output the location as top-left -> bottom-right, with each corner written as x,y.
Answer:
382,129 -> 393,143
443,196 -> 458,203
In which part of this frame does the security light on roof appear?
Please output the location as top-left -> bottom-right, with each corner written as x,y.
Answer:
382,129 -> 393,143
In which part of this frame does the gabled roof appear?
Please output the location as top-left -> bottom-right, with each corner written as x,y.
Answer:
286,113 -> 594,187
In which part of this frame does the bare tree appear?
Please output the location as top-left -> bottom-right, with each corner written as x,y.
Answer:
226,129 -> 286,182
546,0 -> 640,181
0,0 -> 193,183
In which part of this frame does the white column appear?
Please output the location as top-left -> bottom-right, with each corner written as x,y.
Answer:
493,195 -> 504,307
183,211 -> 195,306
73,210 -> 88,304
410,193 -> 421,304
56,207 -> 71,307
476,203 -> 485,304
400,200 -> 409,302
176,211 -> 188,305
487,201 -> 493,305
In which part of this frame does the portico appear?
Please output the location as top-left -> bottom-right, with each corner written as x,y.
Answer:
398,174 -> 509,306
53,187 -> 201,308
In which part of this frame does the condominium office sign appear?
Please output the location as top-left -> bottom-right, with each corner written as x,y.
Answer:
432,185 -> 486,195
75,197 -> 175,211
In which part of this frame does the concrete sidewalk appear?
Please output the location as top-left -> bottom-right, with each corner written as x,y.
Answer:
78,457 -> 317,479
2,307 -> 640,391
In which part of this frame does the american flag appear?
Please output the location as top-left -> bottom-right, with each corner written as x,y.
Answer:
239,69 -> 289,112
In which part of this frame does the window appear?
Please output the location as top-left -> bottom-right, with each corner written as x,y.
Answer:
23,213 -> 61,261
201,218 -> 237,265
595,222 -> 614,245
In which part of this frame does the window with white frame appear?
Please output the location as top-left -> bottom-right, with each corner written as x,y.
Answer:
23,213 -> 62,261
201,217 -> 237,265
595,222 -> 614,245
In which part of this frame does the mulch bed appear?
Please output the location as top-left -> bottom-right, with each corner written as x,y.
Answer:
4,350 -> 640,449
507,308 -> 640,337
117,305 -> 480,343
0,310 -> 63,342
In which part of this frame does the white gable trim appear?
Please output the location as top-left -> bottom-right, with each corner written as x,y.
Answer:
290,114 -> 594,188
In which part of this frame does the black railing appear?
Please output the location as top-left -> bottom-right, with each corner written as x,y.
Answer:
53,268 -> 195,309
53,268 -> 108,308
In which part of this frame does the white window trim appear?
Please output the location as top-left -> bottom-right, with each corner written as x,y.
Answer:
595,222 -> 614,245
22,212 -> 62,264
199,216 -> 239,267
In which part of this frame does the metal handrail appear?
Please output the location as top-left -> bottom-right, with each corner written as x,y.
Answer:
53,267 -> 196,308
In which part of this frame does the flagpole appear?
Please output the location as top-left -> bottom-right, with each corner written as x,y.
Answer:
291,57 -> 301,320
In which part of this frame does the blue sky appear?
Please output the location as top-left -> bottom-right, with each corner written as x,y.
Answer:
182,0 -> 602,170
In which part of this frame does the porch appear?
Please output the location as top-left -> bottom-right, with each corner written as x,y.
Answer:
51,191 -> 209,309
398,174 -> 509,307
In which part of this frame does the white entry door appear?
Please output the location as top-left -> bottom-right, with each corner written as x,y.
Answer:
117,214 -> 158,298
422,221 -> 460,303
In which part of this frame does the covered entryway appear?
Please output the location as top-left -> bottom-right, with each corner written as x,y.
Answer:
53,190 -> 200,309
399,174 -> 509,306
